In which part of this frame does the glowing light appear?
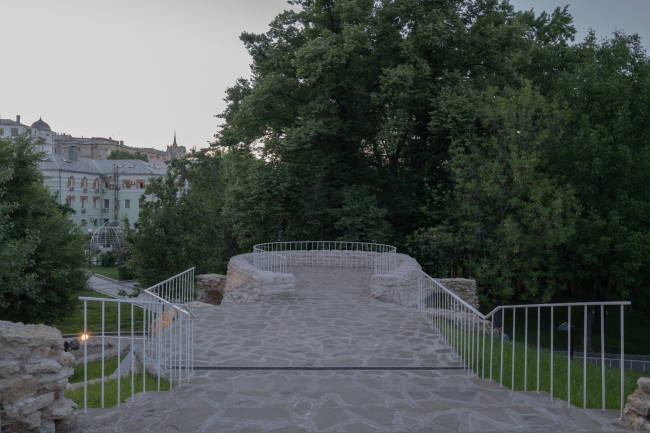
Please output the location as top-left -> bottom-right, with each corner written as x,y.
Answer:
81,334 -> 89,341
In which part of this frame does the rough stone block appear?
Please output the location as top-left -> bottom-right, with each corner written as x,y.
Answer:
20,392 -> 55,416
23,358 -> 62,375
625,377 -> 650,430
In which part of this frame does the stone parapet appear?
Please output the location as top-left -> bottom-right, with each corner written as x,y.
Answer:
370,256 -> 480,311
434,278 -> 480,310
370,254 -> 422,308
223,253 -> 296,304
195,274 -> 227,305
279,250 -> 383,268
0,320 -> 78,432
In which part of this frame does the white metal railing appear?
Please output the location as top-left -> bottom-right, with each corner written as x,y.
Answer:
253,241 -> 397,275
78,268 -> 195,412
416,269 -> 631,417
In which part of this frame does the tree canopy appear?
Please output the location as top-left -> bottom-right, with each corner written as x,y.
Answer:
123,0 -> 650,307
0,136 -> 88,324
107,149 -> 149,162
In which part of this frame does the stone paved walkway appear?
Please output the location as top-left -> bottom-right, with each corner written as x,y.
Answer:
76,267 -> 628,432
88,273 -> 138,299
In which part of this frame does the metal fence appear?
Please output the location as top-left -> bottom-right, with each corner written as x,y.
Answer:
253,241 -> 397,275
78,268 -> 195,412
417,269 -> 631,417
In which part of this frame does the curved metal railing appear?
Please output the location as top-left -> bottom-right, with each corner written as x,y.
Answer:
253,241 -> 397,275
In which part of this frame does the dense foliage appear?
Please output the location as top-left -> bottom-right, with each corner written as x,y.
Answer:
0,136 -> 89,324
125,149 -> 235,287
107,149 -> 149,162
124,0 -> 650,308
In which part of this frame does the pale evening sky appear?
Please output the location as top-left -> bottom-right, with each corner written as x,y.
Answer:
1,0 -> 648,152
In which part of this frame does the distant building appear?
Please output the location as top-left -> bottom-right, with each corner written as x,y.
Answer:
38,144 -> 167,227
0,115 -> 59,154
3,114 -> 187,162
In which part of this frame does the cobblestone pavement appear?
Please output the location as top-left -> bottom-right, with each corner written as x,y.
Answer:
76,268 -> 628,432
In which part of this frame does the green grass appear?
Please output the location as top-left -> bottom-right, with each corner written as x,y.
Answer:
68,355 -> 127,383
431,316 -> 644,410
480,303 -> 650,356
87,265 -> 120,280
53,288 -> 144,335
65,372 -> 171,409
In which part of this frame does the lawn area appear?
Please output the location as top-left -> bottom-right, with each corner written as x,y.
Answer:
432,317 -> 644,410
65,372 -> 171,409
68,355 -> 126,383
479,304 -> 650,356
87,265 -> 120,280
54,288 -> 145,335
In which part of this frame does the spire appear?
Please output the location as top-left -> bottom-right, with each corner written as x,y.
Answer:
173,131 -> 177,146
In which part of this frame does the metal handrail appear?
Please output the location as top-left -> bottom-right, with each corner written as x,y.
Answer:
416,267 -> 631,417
78,268 -> 195,413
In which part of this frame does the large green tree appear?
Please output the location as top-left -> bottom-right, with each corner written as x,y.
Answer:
410,86 -> 580,303
126,149 -> 235,287
215,0 -> 570,245
539,31 -> 650,306
0,136 -> 88,324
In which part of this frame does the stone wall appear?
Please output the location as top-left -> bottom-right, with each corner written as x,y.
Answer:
625,377 -> 650,430
195,274 -> 227,305
223,253 -> 296,304
434,278 -> 480,310
370,254 -> 422,308
0,320 -> 78,433
369,256 -> 480,311
279,250 -> 383,269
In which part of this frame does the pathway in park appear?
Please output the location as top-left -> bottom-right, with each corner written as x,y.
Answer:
87,273 -> 140,299
77,268 -> 627,432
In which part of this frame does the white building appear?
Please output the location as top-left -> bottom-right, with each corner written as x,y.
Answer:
0,115 -> 60,154
38,145 -> 167,227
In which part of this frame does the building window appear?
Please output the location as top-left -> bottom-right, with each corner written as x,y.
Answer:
99,149 -> 103,156
81,198 -> 87,209
67,197 -> 74,207
103,180 -> 110,189
94,219 -> 99,226
94,198 -> 99,209
103,199 -> 109,209
62,148 -> 67,154
93,178 -> 100,189
124,199 -> 130,209
82,148 -> 88,155
81,177 -> 88,188
67,176 -> 75,187
81,219 -> 87,226
122,180 -> 131,189
11,128 -> 18,137
0,128 -> 4,136
136,180 -> 145,189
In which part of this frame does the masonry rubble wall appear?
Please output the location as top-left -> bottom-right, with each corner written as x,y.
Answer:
195,274 -> 227,305
278,250 -> 384,268
434,278 -> 480,310
625,377 -> 650,430
0,320 -> 78,433
223,253 -> 296,304
369,254 -> 422,308
369,255 -> 480,311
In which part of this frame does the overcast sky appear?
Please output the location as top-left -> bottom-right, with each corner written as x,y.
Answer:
2,0 -> 648,152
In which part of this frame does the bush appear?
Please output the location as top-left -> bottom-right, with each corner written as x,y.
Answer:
98,250 -> 116,267
117,262 -> 137,281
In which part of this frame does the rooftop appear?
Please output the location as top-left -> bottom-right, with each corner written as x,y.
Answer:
38,154 -> 167,176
